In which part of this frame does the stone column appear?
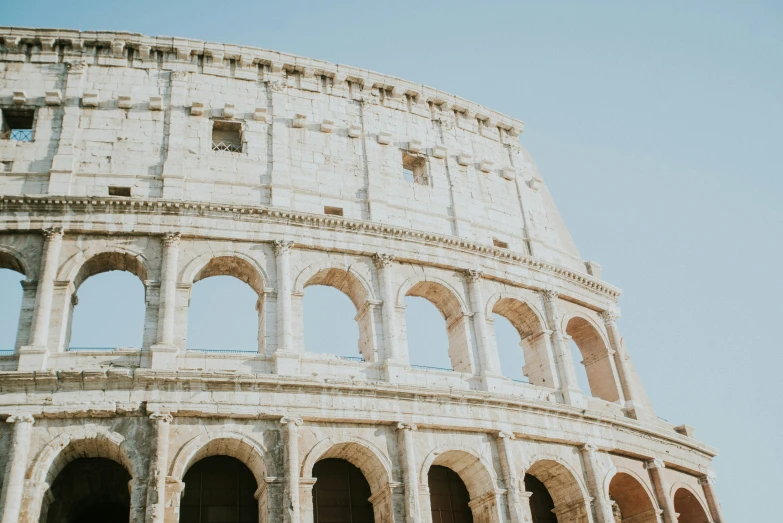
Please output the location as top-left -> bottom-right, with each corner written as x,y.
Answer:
274,241 -> 299,374
699,475 -> 724,523
396,423 -> 421,523
496,431 -> 526,523
151,233 -> 180,369
579,444 -> 613,523
281,416 -> 303,523
465,270 -> 503,391
540,290 -> 581,403
48,61 -> 86,195
374,254 -> 399,360
145,412 -> 173,523
18,227 -> 64,371
601,309 -> 645,410
0,413 -> 35,523
646,459 -> 677,523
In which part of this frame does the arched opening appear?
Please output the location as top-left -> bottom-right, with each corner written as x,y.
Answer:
45,457 -> 131,523
180,456 -> 259,523
428,465 -> 473,523
492,298 -> 553,386
524,474 -> 557,523
69,252 -> 147,350
312,458 -> 374,523
673,488 -> 710,523
301,268 -> 371,361
607,472 -> 657,523
187,256 -> 266,353
524,460 -> 590,523
565,317 -> 622,402
404,281 -> 472,373
0,251 -> 26,352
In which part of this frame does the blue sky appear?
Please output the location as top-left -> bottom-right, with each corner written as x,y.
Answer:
1,1 -> 781,520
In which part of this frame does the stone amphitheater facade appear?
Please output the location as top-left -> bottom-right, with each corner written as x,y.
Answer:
0,27 -> 724,523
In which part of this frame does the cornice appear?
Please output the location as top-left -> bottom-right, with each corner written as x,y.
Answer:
0,195 -> 622,301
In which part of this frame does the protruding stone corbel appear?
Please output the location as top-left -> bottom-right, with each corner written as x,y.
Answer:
407,139 -> 423,154
430,144 -> 447,159
292,114 -> 307,128
479,160 -> 494,173
348,124 -> 362,138
320,119 -> 334,133
456,153 -> 472,166
45,90 -> 63,106
82,91 -> 99,107
190,102 -> 204,116
377,132 -> 392,145
12,91 -> 26,105
222,103 -> 236,119
149,96 -> 163,111
253,107 -> 268,122
118,94 -> 132,109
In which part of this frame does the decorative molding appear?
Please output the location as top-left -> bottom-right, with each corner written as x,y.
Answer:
373,253 -> 395,269
6,413 -> 35,424
599,308 -> 621,324
396,422 -> 417,431
465,269 -> 483,283
280,415 -> 303,426
645,458 -> 666,470
149,412 -> 173,423
42,227 -> 64,240
274,240 -> 294,255
162,232 -> 181,247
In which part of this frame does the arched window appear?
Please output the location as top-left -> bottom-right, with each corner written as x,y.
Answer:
428,465 -> 473,523
180,456 -> 259,523
524,474 -> 557,523
403,281 -> 471,372
673,488 -> 710,523
70,271 -> 145,350
188,276 -> 259,352
304,285 -> 360,359
607,472 -> 657,523
566,316 -> 622,401
0,252 -> 25,352
312,458 -> 374,523
45,457 -> 131,523
492,313 -> 526,381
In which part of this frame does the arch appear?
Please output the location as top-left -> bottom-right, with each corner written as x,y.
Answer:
301,436 -> 393,495
169,432 -> 271,487
564,314 -> 622,402
671,485 -> 711,523
606,469 -> 659,523
396,276 -> 469,316
181,251 -> 268,295
486,294 -> 546,334
27,427 -> 144,488
295,263 -> 374,310
419,445 -> 497,501
0,245 -> 28,277
58,245 -> 151,289
523,458 -> 592,521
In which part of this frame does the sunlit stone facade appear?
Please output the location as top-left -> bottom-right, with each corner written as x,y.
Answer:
0,27 -> 723,523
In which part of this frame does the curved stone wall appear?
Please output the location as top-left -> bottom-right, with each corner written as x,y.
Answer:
0,28 -> 723,523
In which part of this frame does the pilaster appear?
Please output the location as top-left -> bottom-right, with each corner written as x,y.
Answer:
645,459 -> 678,523
150,232 -> 180,370
48,61 -> 86,195
0,414 -> 35,523
274,240 -> 300,374
281,416 -> 303,523
540,290 -> 583,406
396,422 -> 421,523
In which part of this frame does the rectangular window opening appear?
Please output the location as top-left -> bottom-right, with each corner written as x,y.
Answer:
108,186 -> 132,197
493,238 -> 509,249
402,153 -> 429,186
1,109 -> 35,142
324,206 -> 344,216
212,120 -> 243,153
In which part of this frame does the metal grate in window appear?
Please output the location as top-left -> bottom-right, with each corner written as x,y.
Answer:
0,129 -> 33,142
211,141 -> 242,152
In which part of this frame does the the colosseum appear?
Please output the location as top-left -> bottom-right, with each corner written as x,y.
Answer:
0,27 -> 724,523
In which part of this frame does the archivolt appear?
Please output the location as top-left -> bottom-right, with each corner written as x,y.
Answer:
419,444 -> 497,500
0,245 -> 29,277
294,263 -> 375,309
169,431 -> 271,486
486,294 -> 547,338
301,436 -> 393,495
396,276 -> 469,320
605,468 -> 659,522
523,456 -> 591,513
181,251 -> 268,295
58,245 -> 151,290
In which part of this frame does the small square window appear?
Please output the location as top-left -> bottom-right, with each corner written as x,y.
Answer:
324,206 -> 344,216
212,120 -> 243,152
1,109 -> 35,142
493,238 -> 509,249
402,153 -> 428,186
108,186 -> 132,197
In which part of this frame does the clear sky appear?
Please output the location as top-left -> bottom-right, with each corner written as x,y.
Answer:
2,1 -> 781,520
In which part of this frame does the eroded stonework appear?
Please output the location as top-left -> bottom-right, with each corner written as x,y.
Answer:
0,27 -> 723,523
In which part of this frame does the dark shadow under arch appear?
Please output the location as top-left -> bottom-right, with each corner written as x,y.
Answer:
313,458 -> 374,523
566,316 -> 621,402
673,487 -> 710,523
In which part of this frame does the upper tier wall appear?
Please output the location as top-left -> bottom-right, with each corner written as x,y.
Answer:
0,27 -> 586,275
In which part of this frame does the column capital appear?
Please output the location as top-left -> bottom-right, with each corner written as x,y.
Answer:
274,240 -> 294,255
162,231 -> 181,246
465,269 -> 483,283
373,253 -> 395,269
645,458 -> 666,470
541,288 -> 558,302
580,443 -> 599,454
396,422 -> 417,431
281,415 -> 303,426
149,412 -> 173,423
698,474 -> 717,486
497,430 -> 516,440
42,226 -> 64,240
599,308 -> 621,324
6,413 -> 35,424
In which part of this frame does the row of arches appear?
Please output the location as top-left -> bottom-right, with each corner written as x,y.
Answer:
0,245 -> 623,401
25,428 -> 713,523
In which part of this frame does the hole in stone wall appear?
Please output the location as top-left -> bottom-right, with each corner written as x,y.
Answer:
324,206 -> 344,216
70,271 -> 145,350
108,186 -> 131,197
181,456 -> 259,523
211,120 -> 243,152
405,296 -> 452,370
492,313 -> 527,382
303,285 -> 360,359
1,108 -> 35,141
492,238 -> 509,249
402,153 -> 428,185
0,269 -> 24,352
187,275 -> 259,353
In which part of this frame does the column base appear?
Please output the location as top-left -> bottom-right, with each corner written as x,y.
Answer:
17,345 -> 48,371
274,351 -> 301,375
149,344 -> 179,370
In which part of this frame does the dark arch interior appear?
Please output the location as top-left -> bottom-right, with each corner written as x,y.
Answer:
180,455 -> 259,523
524,474 -> 557,523
313,458 -> 374,523
45,457 -> 131,523
673,488 -> 710,523
428,465 -> 473,523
